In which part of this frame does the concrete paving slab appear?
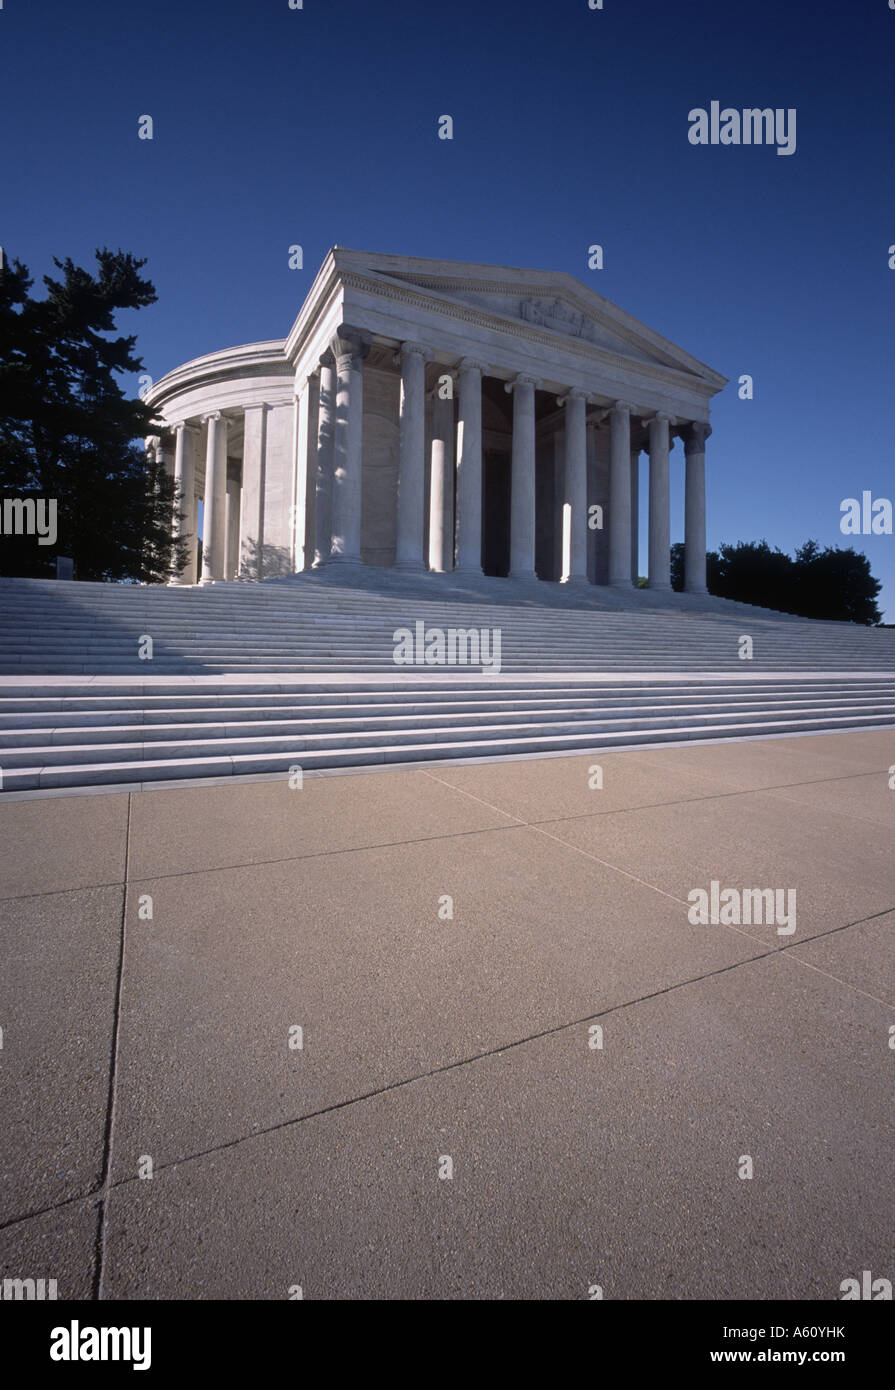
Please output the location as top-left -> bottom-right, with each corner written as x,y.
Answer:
628,734 -> 891,791
762,771 -> 895,829
0,886 -> 122,1221
111,825 -> 762,1179
0,792 -> 128,899
2,731 -> 891,1300
126,768 -> 518,879
543,790 -> 895,946
0,1196 -> 99,1301
423,752 -> 736,824
101,951 -> 894,1300
783,729 -> 895,763
789,912 -> 895,1006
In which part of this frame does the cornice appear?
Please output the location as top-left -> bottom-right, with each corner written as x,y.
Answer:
146,341 -> 291,410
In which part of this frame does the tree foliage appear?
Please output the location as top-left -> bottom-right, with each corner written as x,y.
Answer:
0,248 -> 187,582
670,539 -> 881,625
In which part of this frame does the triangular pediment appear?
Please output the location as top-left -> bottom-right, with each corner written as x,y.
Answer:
441,288 -> 666,366
331,248 -> 725,388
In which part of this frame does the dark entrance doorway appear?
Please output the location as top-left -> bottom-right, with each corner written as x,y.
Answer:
481,449 -> 510,576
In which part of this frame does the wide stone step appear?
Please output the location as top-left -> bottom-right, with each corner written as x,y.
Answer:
4,679 -> 890,716
3,702 -> 893,769
3,693 -> 895,743
5,707 -> 895,790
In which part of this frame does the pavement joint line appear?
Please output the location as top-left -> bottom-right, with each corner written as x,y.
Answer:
539,835 -> 895,1005
511,768 -> 892,831
750,783 -> 895,836
422,766 -> 700,915
1,905 -> 891,1239
102,948 -> 784,1186
631,749 -> 890,794
421,767 -> 895,974
0,880 -> 127,906
118,820 -> 527,888
1,765 -> 886,905
0,1190 -> 101,1236
776,940 -> 895,1011
99,917 -> 895,1188
92,792 -> 131,1301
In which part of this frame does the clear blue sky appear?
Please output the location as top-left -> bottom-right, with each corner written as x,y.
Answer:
3,0 -> 894,614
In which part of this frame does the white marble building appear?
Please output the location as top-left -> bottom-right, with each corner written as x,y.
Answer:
146,249 -> 726,591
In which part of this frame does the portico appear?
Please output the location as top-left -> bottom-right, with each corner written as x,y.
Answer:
146,249 -> 725,591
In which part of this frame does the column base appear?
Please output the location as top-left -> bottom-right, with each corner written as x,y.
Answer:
608,577 -> 634,589
393,559 -> 427,573
453,566 -> 483,578
328,553 -> 364,566
647,581 -> 672,591
561,574 -> 590,587
684,585 -> 708,595
509,569 -> 537,582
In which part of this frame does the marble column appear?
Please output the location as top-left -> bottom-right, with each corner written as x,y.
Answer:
293,376 -> 314,572
429,386 -> 455,572
239,403 -> 266,580
561,388 -> 589,584
684,422 -> 711,594
200,412 -> 227,584
647,412 -> 673,590
156,436 -> 174,481
224,477 -> 240,580
455,358 -> 486,575
506,374 -> 539,579
313,354 -> 335,566
586,421 -> 599,584
395,342 -> 429,570
172,421 -> 197,585
552,429 -> 565,581
630,444 -> 639,584
329,331 -> 368,564
608,401 -> 633,587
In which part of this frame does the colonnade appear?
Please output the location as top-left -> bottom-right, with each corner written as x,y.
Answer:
157,338 -> 711,593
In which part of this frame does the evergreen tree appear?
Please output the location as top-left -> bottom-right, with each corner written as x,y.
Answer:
792,539 -> 881,625
0,248 -> 188,581
671,538 -> 882,624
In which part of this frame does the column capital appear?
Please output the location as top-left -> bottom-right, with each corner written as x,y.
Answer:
643,410 -> 677,426
557,387 -> 589,407
610,400 -> 635,417
683,421 -> 712,454
330,326 -> 371,367
458,357 -> 488,375
395,340 -> 431,363
504,373 -> 541,394
202,411 -> 224,425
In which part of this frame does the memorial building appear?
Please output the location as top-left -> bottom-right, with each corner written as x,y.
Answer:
145,248 -> 726,592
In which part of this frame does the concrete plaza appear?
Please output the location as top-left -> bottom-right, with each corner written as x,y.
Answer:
1,730 -> 893,1300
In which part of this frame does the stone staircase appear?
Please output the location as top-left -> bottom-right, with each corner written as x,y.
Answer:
2,570 -> 894,791
2,569 -> 895,674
